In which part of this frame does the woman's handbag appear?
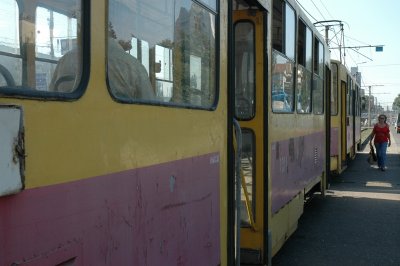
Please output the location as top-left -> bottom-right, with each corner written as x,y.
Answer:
367,143 -> 377,164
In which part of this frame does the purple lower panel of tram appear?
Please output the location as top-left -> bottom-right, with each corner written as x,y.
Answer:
0,153 -> 221,266
271,132 -> 325,214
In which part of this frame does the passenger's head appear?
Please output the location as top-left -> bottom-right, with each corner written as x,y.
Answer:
378,114 -> 387,123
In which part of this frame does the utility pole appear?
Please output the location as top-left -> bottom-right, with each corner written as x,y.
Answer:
368,86 -> 371,127
362,85 -> 384,126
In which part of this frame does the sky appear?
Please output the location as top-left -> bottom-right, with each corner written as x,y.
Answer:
297,0 -> 400,111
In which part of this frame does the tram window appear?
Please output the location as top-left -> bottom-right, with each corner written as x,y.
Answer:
240,129 -> 256,227
341,81 -> 347,117
272,0 -> 295,61
331,63 -> 338,115
0,0 -> 21,87
272,0 -> 295,113
285,4 -> 295,61
272,0 -> 283,52
349,79 -> 353,116
0,0 -> 83,95
234,21 -> 255,120
272,50 -> 294,113
108,0 -> 217,109
296,20 -> 312,113
356,86 -> 359,116
297,22 -> 305,66
313,39 -> 324,76
356,85 -> 360,116
312,40 -> 324,114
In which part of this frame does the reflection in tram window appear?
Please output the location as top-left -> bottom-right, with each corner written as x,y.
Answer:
234,21 -> 255,120
36,5 -> 80,92
42,4 -> 81,93
313,39 -> 324,114
0,0 -> 21,87
155,44 -> 173,102
108,0 -> 217,108
272,51 -> 294,112
296,20 -> 312,113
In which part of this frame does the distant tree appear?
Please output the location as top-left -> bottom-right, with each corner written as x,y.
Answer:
392,94 -> 400,111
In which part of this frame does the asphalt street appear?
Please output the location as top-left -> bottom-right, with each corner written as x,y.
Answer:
272,132 -> 400,266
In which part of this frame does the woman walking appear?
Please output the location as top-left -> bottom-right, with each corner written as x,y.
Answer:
370,114 -> 391,171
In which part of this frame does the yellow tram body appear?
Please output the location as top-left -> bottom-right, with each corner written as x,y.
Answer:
233,0 -> 329,264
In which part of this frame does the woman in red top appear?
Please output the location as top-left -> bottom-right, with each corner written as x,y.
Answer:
370,114 -> 391,171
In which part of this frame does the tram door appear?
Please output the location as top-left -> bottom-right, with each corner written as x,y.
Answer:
233,8 -> 269,265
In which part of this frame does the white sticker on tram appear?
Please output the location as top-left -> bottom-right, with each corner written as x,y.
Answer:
210,155 -> 220,164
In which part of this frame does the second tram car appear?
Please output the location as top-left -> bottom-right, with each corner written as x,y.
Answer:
330,59 -> 362,174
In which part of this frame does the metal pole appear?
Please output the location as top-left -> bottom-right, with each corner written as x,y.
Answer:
325,25 -> 330,47
233,119 -> 242,266
368,86 -> 371,127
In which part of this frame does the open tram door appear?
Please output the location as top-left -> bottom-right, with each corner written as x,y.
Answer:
232,1 -> 271,265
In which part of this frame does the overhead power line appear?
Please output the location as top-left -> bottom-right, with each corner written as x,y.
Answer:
359,64 -> 400,68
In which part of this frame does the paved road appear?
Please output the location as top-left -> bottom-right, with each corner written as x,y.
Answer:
272,134 -> 400,266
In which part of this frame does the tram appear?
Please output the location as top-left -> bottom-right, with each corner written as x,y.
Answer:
1,0 -> 332,265
233,0 -> 330,264
330,59 -> 362,174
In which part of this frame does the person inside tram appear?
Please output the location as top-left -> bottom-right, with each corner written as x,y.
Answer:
49,29 -> 155,101
369,114 -> 391,171
106,33 -> 155,100
48,45 -> 81,93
